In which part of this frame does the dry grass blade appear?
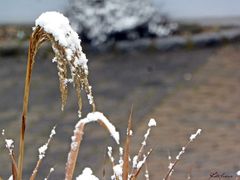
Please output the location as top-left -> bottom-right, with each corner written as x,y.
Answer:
44,167 -> 55,180
131,149 -> 152,180
122,107 -> 133,180
30,159 -> 42,180
144,162 -> 150,180
30,126 -> 55,180
164,141 -> 191,180
18,27 -> 47,180
65,122 -> 85,180
11,153 -> 18,180
102,147 -> 108,180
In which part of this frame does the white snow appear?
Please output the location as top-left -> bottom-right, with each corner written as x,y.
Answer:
38,126 -> 56,159
107,146 -> 115,163
76,167 -> 99,180
8,175 -> 13,180
176,147 -> 185,160
132,155 -> 138,168
75,112 -> 120,144
5,139 -> 14,154
237,170 -> 240,176
148,118 -> 157,127
113,164 -> 123,178
35,11 -> 88,72
2,129 -> 5,135
50,167 -> 54,172
189,129 -> 202,141
38,144 -> 48,159
50,126 -> 56,138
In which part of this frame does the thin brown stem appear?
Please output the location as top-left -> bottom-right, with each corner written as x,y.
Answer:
164,141 -> 191,180
65,122 -> 85,180
123,106 -> 133,180
17,33 -> 39,180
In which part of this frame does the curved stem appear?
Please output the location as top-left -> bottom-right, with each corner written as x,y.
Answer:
17,36 -> 38,180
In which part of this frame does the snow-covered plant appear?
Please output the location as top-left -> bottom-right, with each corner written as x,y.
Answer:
16,11 -> 97,180
104,115 -> 156,180
68,0 -> 177,45
163,129 -> 202,180
65,112 -> 120,180
1,11 -> 201,180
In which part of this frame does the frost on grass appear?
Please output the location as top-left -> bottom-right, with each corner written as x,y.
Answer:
76,167 -> 99,180
34,11 -> 95,115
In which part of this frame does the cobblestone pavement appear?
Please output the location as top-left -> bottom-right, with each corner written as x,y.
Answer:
0,44 -> 239,179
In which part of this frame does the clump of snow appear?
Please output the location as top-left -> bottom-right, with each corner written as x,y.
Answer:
176,147 -> 185,160
39,144 -> 48,159
38,126 -> 56,159
50,126 -> 56,138
113,164 -> 123,178
35,11 -> 88,71
50,167 -> 54,172
129,129 -> 133,136
237,170 -> 240,176
2,129 -> 5,135
75,112 -> 120,144
148,118 -> 156,127
8,175 -> 13,180
5,139 -> 14,154
190,129 -> 202,142
107,146 -> 115,163
132,155 -> 138,168
76,167 -> 99,180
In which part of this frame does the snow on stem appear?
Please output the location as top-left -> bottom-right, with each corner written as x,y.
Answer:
65,112 -> 120,180
30,126 -> 56,180
2,130 -> 18,180
44,167 -> 55,180
131,118 -> 156,176
163,129 -> 202,180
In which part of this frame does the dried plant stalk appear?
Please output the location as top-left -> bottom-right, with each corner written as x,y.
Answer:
18,24 -> 95,180
122,108 -> 133,180
65,122 -> 85,180
18,27 -> 47,180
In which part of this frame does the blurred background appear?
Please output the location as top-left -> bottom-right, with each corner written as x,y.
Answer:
0,0 -> 240,179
